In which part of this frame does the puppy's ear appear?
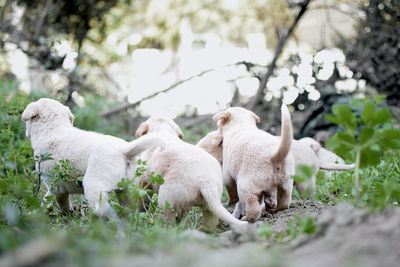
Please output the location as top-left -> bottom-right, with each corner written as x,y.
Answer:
212,111 -> 231,126
135,122 -> 149,137
211,134 -> 223,147
250,111 -> 260,124
21,103 -> 39,122
65,106 -> 74,125
69,113 -> 74,124
176,128 -> 184,140
173,124 -> 184,139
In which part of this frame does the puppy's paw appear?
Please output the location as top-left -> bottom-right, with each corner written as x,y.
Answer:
241,215 -> 257,223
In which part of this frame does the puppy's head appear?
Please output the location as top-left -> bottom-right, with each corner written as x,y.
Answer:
298,137 -> 321,153
135,117 -> 184,139
213,107 -> 260,131
21,98 -> 74,138
197,130 -> 223,164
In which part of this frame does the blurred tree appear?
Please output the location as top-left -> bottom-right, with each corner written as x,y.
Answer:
341,0 -> 400,105
0,0 -> 124,106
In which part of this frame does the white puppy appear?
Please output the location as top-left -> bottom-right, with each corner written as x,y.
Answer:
198,132 -> 354,203
134,117 -> 247,227
290,139 -> 354,196
292,137 -> 354,196
213,105 -> 295,222
22,98 -> 165,219
299,137 -> 346,164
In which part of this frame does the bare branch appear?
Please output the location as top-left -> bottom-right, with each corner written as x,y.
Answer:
99,62 -> 248,117
323,0 -> 344,40
247,0 -> 312,110
34,0 -> 53,39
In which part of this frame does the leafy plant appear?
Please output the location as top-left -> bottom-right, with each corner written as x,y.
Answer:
31,152 -> 54,197
49,159 -> 81,192
292,164 -> 315,198
325,96 -> 400,205
286,215 -> 318,239
258,222 -> 274,239
261,215 -> 318,243
113,160 -> 166,226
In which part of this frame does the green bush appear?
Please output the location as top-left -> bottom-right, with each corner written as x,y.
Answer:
0,79 -> 48,251
318,96 -> 400,209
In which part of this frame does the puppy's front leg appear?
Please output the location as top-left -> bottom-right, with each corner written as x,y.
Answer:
241,194 -> 261,222
263,188 -> 277,211
232,200 -> 245,219
276,181 -> 293,211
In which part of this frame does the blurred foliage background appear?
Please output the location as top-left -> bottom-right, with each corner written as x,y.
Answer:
1,0 -> 399,140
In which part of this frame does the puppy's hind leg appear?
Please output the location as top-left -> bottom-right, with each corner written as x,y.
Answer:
55,181 -> 85,214
241,194 -> 262,222
236,180 -> 261,222
56,193 -> 73,214
161,208 -> 177,225
224,172 -> 239,205
82,171 -> 118,220
157,186 -> 177,225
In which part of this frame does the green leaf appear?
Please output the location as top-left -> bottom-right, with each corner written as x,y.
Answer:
326,131 -> 356,161
117,177 -> 132,190
371,109 -> 392,127
360,144 -> 382,168
336,131 -> 357,146
361,99 -> 376,126
326,105 -> 357,130
149,173 -> 164,185
300,216 -> 318,234
379,128 -> 400,149
40,152 -> 53,162
292,164 -> 316,183
258,223 -> 273,239
138,189 -> 149,199
359,127 -> 375,146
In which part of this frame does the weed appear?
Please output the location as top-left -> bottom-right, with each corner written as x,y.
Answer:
322,96 -> 400,208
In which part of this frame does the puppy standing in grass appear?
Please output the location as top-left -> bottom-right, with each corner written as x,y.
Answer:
22,98 -> 165,219
298,137 -> 347,165
134,117 -> 247,228
213,105 -> 295,222
198,126 -> 355,207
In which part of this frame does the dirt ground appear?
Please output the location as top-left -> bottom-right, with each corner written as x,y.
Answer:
113,201 -> 400,267
2,201 -> 399,267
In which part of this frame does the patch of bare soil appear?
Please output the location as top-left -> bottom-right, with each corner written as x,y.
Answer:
261,199 -> 331,232
218,200 -> 331,246
287,203 -> 400,267
118,201 -> 400,267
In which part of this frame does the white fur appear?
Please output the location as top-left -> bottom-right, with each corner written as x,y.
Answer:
299,137 -> 347,165
135,117 -> 247,227
198,133 -> 355,203
22,98 -> 165,218
213,105 -> 295,222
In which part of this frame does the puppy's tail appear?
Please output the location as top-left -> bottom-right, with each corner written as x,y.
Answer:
271,104 -> 293,163
200,185 -> 248,227
123,135 -> 166,157
319,161 -> 355,171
